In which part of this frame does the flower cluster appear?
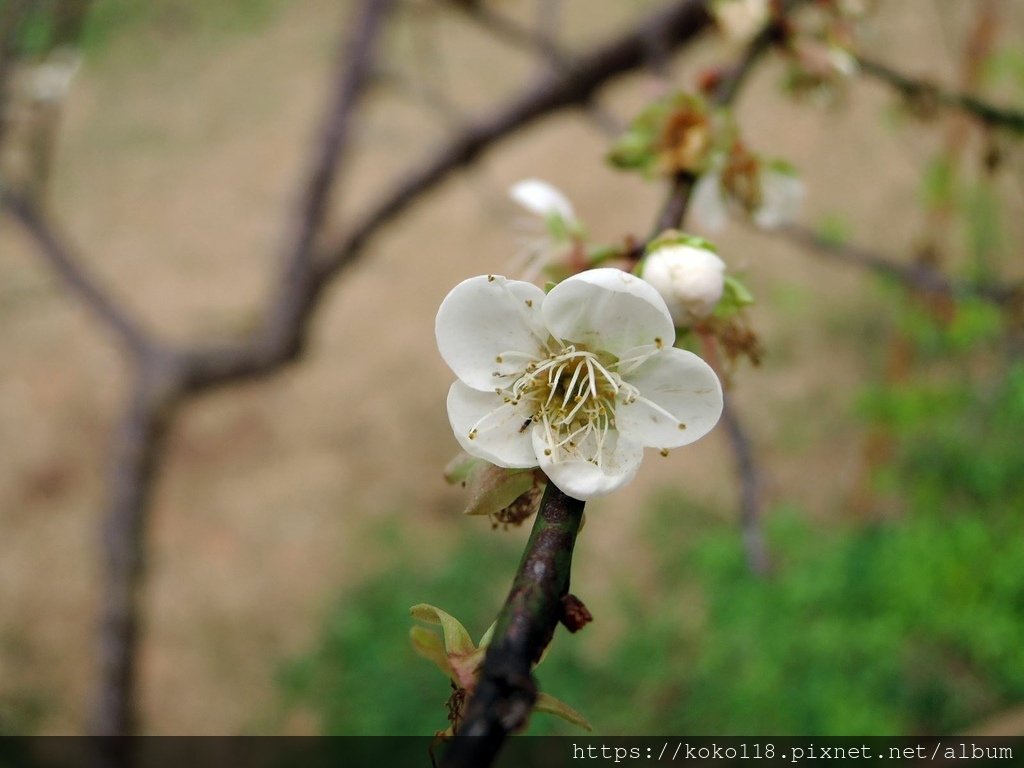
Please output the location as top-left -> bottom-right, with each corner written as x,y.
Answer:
436,268 -> 723,501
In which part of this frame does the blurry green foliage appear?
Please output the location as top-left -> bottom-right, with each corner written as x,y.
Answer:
82,0 -> 280,51
8,0 -> 280,57
919,155 -> 955,211
278,529 -> 521,735
982,48 -> 1024,95
282,342 -> 1024,735
815,213 -> 853,248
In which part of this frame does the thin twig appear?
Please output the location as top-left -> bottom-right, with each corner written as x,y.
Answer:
856,54 -> 1024,134
720,397 -> 770,576
780,224 -> 1022,306
1,190 -> 160,359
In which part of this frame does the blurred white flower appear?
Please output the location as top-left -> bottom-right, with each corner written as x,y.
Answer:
509,178 -> 577,229
712,0 -> 770,44
752,167 -> 805,229
691,153 -> 804,233
508,178 -> 584,281
436,269 -> 722,500
641,243 -> 727,326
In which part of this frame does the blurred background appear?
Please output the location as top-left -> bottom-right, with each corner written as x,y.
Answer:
1,0 -> 1023,736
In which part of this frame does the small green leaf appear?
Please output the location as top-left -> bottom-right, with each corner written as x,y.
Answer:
477,621 -> 498,650
409,626 -> 455,679
534,692 -> 593,731
410,604 -> 476,657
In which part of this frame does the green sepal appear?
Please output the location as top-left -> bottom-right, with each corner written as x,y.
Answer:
534,692 -> 593,732
586,244 -> 620,267
645,229 -> 719,255
714,274 -> 755,318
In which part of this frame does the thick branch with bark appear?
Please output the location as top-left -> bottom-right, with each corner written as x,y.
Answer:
441,484 -> 585,768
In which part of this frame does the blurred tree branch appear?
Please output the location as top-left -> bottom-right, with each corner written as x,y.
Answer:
855,54 -> 1024,134
780,224 -> 1023,307
0,192 -> 160,358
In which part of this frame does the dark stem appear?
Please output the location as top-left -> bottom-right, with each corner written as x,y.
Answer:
441,484 -> 585,768
856,54 -> 1024,134
780,224 -> 1021,306
1,190 -> 159,359
720,397 -> 770,576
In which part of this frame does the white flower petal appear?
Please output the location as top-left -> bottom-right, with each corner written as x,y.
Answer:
532,426 -> 643,500
617,347 -> 723,449
542,268 -> 675,357
690,172 -> 729,233
754,171 -> 804,230
509,179 -> 576,224
447,381 -> 537,468
436,275 -> 547,391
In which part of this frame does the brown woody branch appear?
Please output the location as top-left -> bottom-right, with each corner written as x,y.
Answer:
1,191 -> 160,359
856,54 -> 1024,134
720,397 -> 770,576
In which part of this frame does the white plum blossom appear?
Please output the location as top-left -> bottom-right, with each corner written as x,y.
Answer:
641,243 -> 727,326
751,168 -> 805,229
436,268 -> 723,501
691,156 -> 805,233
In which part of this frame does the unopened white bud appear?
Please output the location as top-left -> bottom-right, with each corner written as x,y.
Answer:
642,244 -> 726,326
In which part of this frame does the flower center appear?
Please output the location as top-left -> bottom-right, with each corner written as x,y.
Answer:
508,344 -> 631,464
